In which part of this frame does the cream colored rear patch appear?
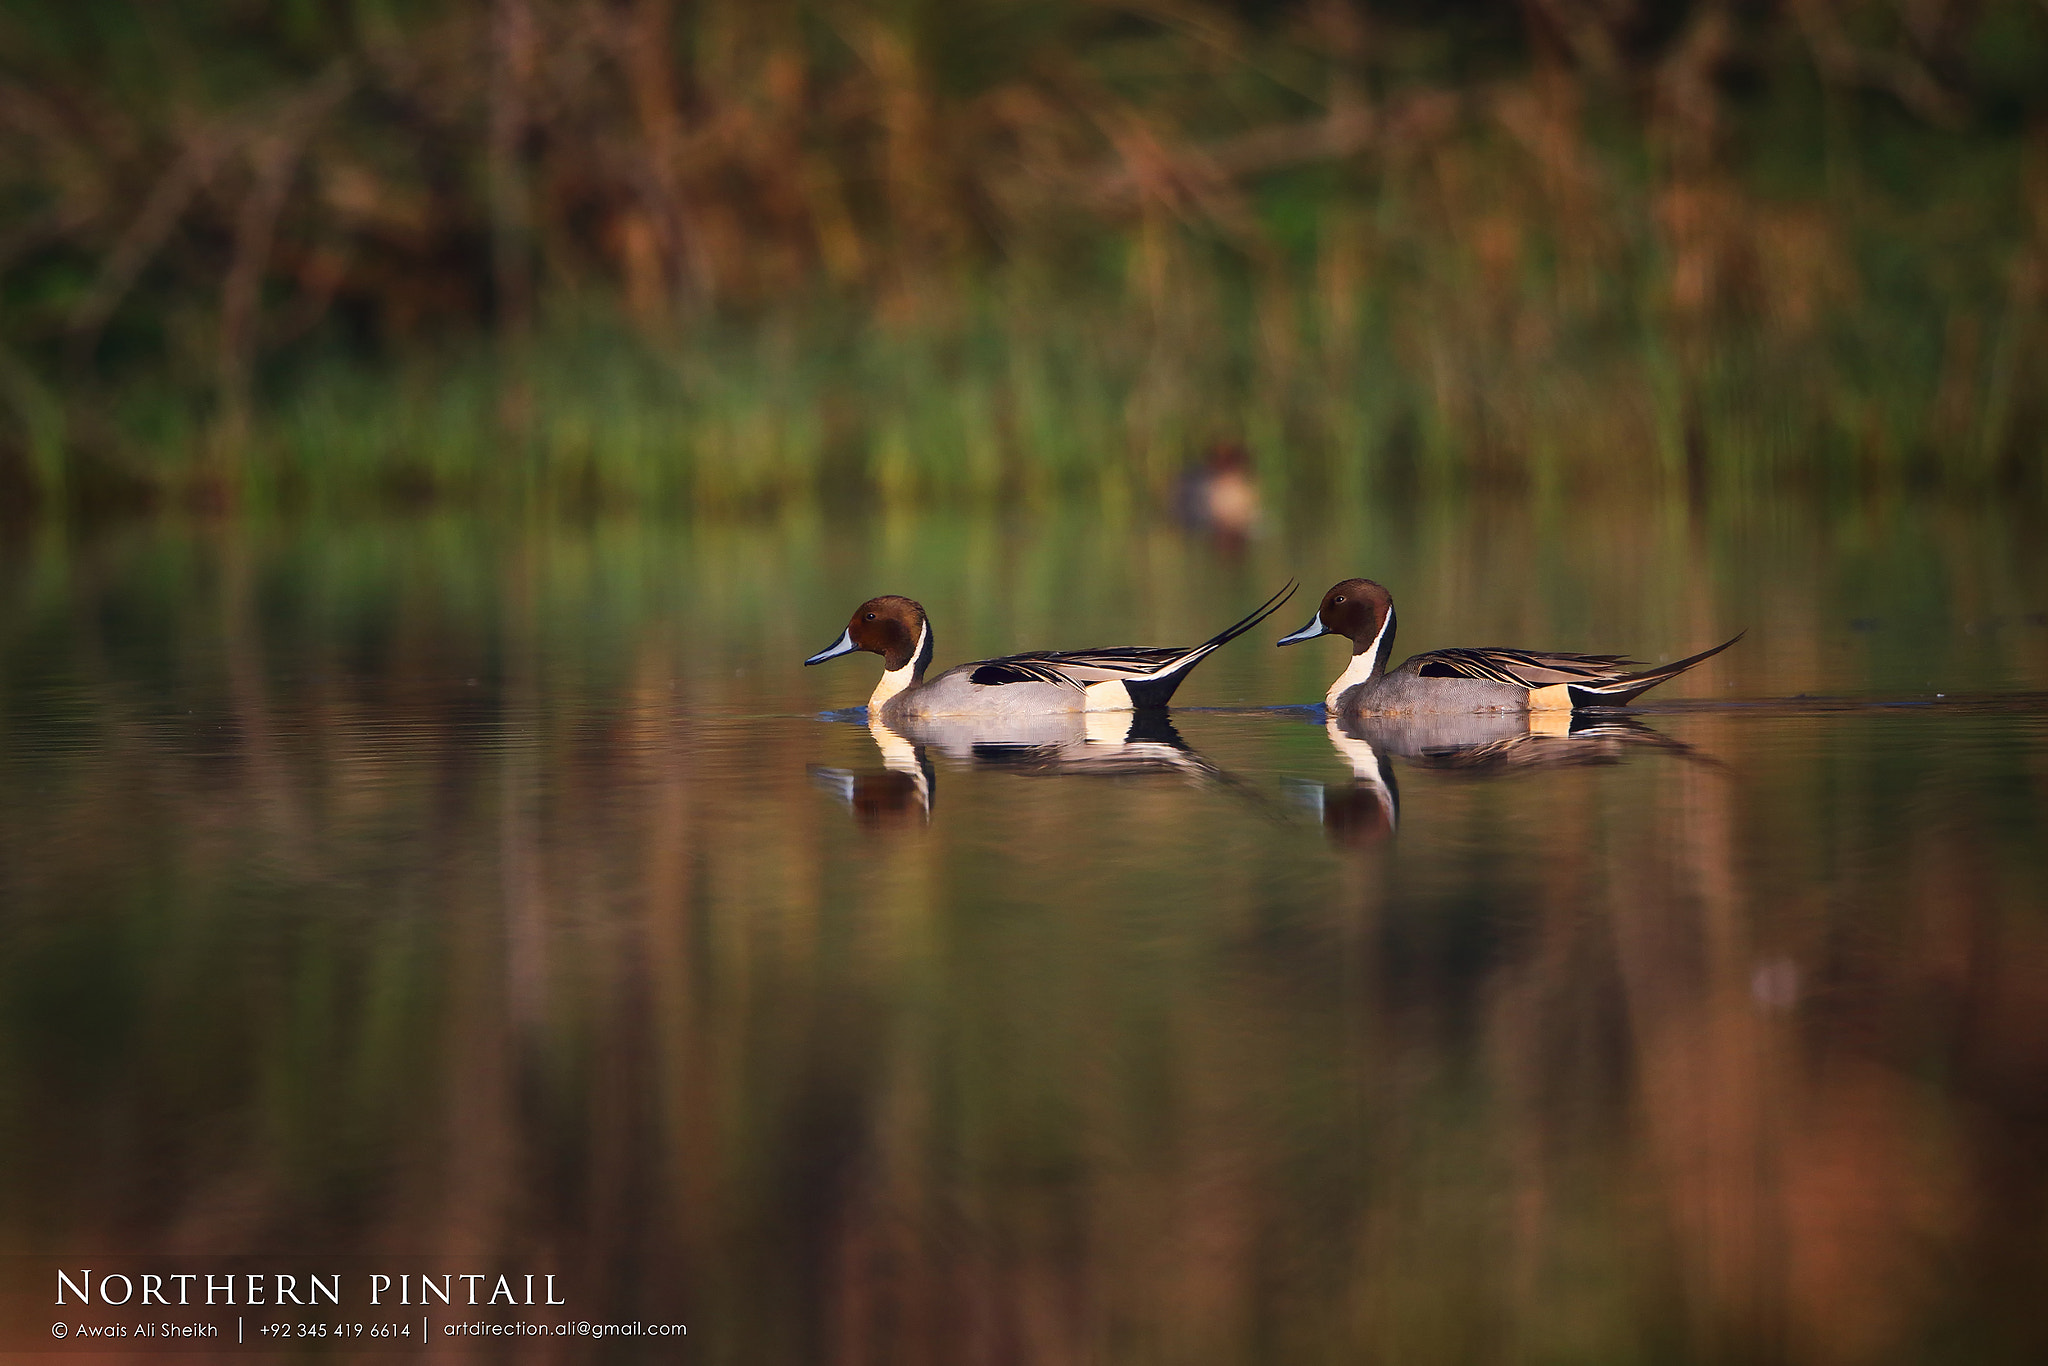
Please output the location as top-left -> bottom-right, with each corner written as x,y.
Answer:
1527,683 -> 1576,712
1084,679 -> 1132,711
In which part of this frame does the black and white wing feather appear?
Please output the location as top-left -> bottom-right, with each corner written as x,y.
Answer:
1412,647 -> 1641,687
964,582 -> 1298,704
968,656 -> 1094,690
1411,633 -> 1744,706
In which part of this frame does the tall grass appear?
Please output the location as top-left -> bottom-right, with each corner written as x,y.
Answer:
1,1 -> 2045,511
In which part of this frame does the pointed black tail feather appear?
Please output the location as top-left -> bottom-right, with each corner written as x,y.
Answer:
1123,580 -> 1298,708
1571,630 -> 1746,707
1199,578 -> 1301,654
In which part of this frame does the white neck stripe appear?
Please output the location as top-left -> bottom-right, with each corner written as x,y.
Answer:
870,621 -> 927,711
1326,609 -> 1391,709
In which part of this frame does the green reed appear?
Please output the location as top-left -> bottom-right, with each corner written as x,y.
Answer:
3,1 -> 2044,513
236,249 -> 2041,517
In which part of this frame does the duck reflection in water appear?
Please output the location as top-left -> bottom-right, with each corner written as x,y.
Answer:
810,715 -> 937,828
1306,709 -> 1707,848
812,708 -> 1252,827
924,708 -> 1241,789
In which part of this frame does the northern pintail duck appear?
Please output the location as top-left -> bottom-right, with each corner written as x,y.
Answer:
1277,578 -> 1741,714
806,582 -> 1296,720
1175,441 -> 1260,546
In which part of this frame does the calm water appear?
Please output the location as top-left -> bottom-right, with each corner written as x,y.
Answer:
3,501 -> 2047,1362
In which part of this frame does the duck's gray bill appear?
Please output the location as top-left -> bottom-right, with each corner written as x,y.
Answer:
1275,614 -> 1329,646
805,629 -> 859,666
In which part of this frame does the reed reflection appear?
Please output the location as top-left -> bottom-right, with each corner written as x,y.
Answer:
4,518 -> 2046,1365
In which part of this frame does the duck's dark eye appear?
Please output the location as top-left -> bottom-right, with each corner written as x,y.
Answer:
1333,596 -> 1346,605
864,613 -> 876,621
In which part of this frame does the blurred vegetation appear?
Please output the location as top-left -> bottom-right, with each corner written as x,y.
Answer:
2,0 -> 2047,513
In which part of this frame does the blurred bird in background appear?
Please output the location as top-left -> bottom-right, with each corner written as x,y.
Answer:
1174,441 -> 1260,553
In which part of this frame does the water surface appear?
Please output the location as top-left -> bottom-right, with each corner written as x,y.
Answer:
2,502 -> 2046,1362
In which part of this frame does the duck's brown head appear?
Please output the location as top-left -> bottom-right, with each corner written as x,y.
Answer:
1275,578 -> 1395,656
805,596 -> 932,674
